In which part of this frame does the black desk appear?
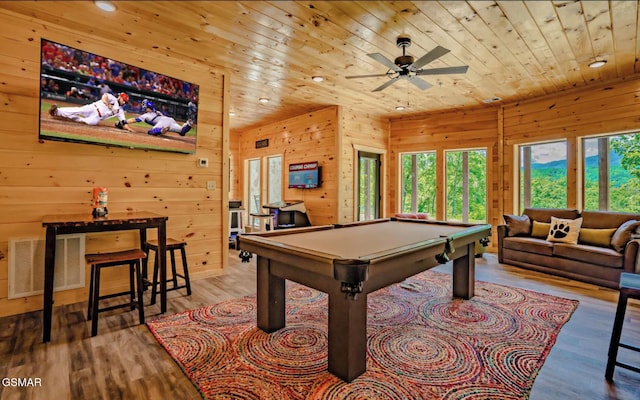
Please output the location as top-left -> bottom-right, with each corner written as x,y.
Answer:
262,200 -> 311,229
41,211 -> 168,343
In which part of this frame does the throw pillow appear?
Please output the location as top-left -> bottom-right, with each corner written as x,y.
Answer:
546,217 -> 583,244
531,221 -> 551,238
611,219 -> 640,252
578,228 -> 617,248
503,214 -> 531,236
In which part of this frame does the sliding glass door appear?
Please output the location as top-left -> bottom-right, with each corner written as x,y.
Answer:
358,151 -> 380,221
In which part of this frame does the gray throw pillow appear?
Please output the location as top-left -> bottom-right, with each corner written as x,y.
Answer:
504,214 -> 531,237
610,219 -> 640,252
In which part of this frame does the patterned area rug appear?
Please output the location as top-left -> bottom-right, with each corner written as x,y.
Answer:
147,270 -> 578,399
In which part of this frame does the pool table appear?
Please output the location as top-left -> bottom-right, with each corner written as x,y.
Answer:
237,218 -> 492,382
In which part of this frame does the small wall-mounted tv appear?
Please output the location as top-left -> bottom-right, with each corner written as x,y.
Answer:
39,39 -> 199,154
288,161 -> 321,189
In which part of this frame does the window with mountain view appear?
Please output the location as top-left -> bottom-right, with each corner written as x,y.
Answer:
583,133 -> 640,212
519,141 -> 567,212
400,152 -> 436,216
446,149 -> 487,223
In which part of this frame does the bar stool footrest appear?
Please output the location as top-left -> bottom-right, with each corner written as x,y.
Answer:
614,361 -> 640,374
98,302 -> 140,314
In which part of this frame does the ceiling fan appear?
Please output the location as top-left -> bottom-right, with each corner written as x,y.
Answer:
346,35 -> 469,92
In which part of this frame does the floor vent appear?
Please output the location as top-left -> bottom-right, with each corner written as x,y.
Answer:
8,234 -> 85,299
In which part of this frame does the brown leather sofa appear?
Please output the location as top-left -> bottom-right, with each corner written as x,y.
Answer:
497,208 -> 640,289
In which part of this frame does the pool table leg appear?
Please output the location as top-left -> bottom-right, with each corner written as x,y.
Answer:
256,256 -> 286,332
452,242 -> 475,299
327,290 -> 368,382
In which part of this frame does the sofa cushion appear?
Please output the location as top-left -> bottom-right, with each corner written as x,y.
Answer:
523,208 -> 579,223
503,214 -> 531,236
579,228 -> 617,248
547,217 -> 582,244
611,219 -> 640,252
531,221 -> 551,238
502,236 -> 554,257
581,210 -> 640,229
553,243 -> 623,268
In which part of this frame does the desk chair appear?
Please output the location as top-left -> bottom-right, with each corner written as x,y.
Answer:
144,238 -> 192,305
606,272 -> 640,380
86,249 -> 146,337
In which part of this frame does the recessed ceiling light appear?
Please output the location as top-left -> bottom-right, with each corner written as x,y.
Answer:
588,60 -> 607,68
94,1 -> 116,12
312,76 -> 324,82
229,111 -> 236,117
482,96 -> 502,104
395,105 -> 405,111
259,97 -> 269,103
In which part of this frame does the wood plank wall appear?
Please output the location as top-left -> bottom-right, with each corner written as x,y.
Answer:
502,76 -> 640,213
338,107 -> 389,222
389,106 -> 499,227
389,75 -> 640,252
0,10 -> 227,317
237,106 -> 339,226
229,131 -> 241,201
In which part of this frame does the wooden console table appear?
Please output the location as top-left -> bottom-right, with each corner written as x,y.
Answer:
41,211 -> 168,343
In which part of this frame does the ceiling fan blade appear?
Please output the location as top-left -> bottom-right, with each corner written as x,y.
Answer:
415,65 -> 469,75
410,45 -> 450,70
372,78 -> 399,92
346,73 -> 392,79
408,76 -> 433,91
367,53 -> 401,72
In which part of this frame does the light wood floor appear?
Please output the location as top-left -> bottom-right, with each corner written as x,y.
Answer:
1,250 -> 639,400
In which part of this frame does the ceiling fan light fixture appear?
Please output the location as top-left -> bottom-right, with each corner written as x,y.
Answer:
259,97 -> 270,103
348,36 -> 468,92
312,76 -> 324,82
588,59 -> 607,68
94,1 -> 116,12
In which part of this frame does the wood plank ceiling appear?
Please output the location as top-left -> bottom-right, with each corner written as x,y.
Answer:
3,1 -> 640,133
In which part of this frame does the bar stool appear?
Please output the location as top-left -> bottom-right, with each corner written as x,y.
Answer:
144,238 -> 192,305
605,272 -> 640,380
86,249 -> 146,337
229,208 -> 245,249
249,212 -> 272,232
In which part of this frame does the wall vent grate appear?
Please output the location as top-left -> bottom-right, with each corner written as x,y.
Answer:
8,234 -> 85,299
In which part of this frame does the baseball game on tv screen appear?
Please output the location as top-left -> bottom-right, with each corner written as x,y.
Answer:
39,39 -> 199,154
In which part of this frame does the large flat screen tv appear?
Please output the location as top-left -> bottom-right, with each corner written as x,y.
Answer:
39,39 -> 199,154
288,161 -> 321,189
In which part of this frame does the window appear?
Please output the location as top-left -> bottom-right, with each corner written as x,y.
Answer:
445,149 -> 487,223
519,141 -> 567,212
267,155 -> 282,204
400,152 -> 436,216
583,133 -> 640,212
247,158 -> 261,218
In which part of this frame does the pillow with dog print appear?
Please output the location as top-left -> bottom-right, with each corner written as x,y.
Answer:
546,217 -> 582,244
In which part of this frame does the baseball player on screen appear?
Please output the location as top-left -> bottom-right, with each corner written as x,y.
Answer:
119,99 -> 193,136
49,92 -> 133,131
